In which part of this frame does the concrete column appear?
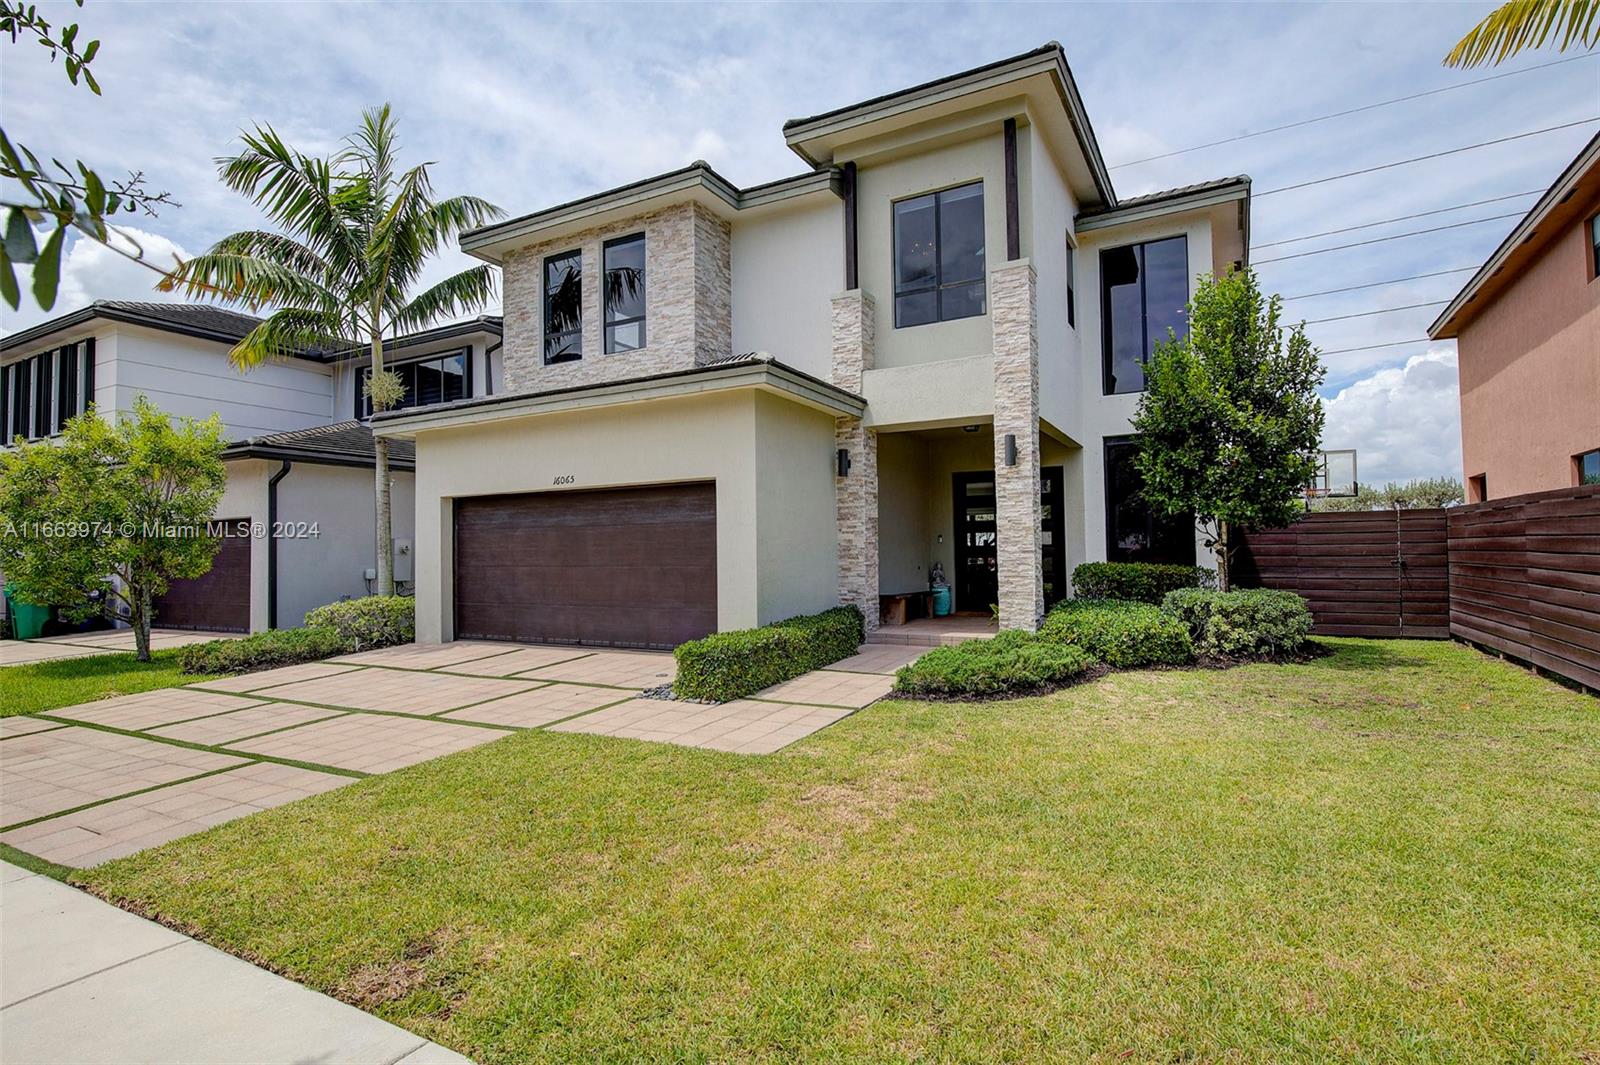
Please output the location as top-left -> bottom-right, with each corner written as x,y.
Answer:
831,290 -> 878,630
991,260 -> 1043,631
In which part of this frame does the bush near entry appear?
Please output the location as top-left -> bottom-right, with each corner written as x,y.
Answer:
1039,599 -> 1194,668
674,606 -> 865,702
893,630 -> 1098,699
177,595 -> 416,675
1161,588 -> 1313,660
1070,562 -> 1213,604
304,595 -> 414,650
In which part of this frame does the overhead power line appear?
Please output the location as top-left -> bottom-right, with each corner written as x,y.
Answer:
1282,267 -> 1479,301
1108,53 -> 1597,168
1253,190 -> 1541,248
1319,338 -> 1437,356
1254,118 -> 1598,197
1253,211 -> 1527,264
1301,301 -> 1449,325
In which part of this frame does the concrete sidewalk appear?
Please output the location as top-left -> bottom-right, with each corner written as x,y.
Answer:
0,862 -> 469,1064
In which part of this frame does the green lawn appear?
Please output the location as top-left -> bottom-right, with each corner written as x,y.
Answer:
81,639 -> 1598,1063
0,648 -> 220,717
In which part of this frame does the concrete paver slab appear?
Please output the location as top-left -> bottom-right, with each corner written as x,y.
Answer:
229,713 -> 507,774
830,643 -> 927,674
0,864 -> 470,1064
147,703 -> 346,746
34,629 -> 243,651
0,716 -> 70,738
522,650 -> 677,689
332,641 -> 522,669
253,668 -> 537,716
0,641 -> 108,667
191,661 -> 363,693
0,762 -> 353,867
43,688 -> 267,732
441,645 -> 594,677
0,728 -> 246,826
752,669 -> 896,708
440,682 -> 630,728
550,697 -> 856,753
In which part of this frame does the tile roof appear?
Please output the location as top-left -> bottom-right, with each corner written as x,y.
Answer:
1077,175 -> 1250,220
223,421 -> 415,469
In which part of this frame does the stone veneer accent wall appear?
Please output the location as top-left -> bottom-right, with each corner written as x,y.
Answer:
501,202 -> 731,393
990,261 -> 1043,630
831,290 -> 878,630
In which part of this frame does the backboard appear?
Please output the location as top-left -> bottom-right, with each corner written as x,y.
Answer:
1307,449 -> 1358,498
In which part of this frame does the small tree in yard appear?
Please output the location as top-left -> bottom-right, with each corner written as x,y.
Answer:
1132,268 -> 1326,592
0,396 -> 226,660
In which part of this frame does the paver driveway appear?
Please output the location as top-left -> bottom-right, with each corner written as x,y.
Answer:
0,628 -> 242,668
1,639 -> 917,869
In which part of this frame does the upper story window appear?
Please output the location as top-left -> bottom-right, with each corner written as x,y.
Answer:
1065,234 -> 1076,329
358,348 -> 468,419
543,249 -> 583,364
603,233 -> 646,354
1,340 -> 94,443
1577,448 -> 1600,486
1589,213 -> 1599,279
1101,235 -> 1188,395
893,181 -> 986,328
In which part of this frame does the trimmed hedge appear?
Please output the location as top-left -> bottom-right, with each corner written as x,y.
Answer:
673,606 -> 865,702
892,630 -> 1098,699
1038,598 -> 1193,668
178,626 -> 347,675
1071,562 -> 1213,604
1161,588 -> 1313,660
303,595 -> 414,650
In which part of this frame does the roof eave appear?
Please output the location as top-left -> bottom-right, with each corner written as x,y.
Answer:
1075,178 -> 1251,233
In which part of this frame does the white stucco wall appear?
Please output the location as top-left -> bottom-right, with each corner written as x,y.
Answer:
731,201 -> 841,380
274,464 -> 417,627
1025,122 -> 1083,438
752,392 -> 842,621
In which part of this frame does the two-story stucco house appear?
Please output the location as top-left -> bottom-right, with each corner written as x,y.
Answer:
372,43 -> 1250,650
1,301 -> 504,632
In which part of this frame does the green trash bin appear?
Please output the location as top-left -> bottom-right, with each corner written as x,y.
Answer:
3,584 -> 52,640
931,585 -> 953,617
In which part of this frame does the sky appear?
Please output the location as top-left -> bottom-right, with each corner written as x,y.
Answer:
2,1 -> 1596,486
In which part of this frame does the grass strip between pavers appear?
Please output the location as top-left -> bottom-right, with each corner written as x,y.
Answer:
0,841 -> 76,881
30,713 -> 371,781
0,762 -> 253,833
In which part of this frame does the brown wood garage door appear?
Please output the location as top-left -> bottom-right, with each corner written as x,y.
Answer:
454,483 -> 717,650
153,519 -> 251,633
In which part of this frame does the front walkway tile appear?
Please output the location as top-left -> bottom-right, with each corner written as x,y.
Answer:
250,668 -> 538,716
752,670 -> 896,708
549,697 -> 855,753
44,688 -> 267,732
34,629 -> 241,652
522,650 -> 677,689
0,762 -> 351,867
441,682 -> 630,728
0,641 -> 106,668
0,728 -> 247,826
332,641 -> 522,670
147,703 -> 346,746
191,661 -> 363,693
441,645 -> 594,677
830,644 -> 927,675
0,717 -> 70,738
229,714 -> 507,774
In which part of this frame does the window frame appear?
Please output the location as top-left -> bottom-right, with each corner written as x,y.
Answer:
542,248 -> 584,365
357,346 -> 472,420
1102,434 -> 1197,566
1589,212 -> 1599,281
1065,231 -> 1077,330
602,232 -> 647,355
891,180 -> 987,329
1100,235 -> 1191,396
1575,448 -> 1600,486
1,340 -> 92,443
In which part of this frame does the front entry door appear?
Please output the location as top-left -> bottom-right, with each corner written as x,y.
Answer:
953,473 -> 998,612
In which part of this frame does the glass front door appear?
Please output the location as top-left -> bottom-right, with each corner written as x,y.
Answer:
953,473 -> 998,613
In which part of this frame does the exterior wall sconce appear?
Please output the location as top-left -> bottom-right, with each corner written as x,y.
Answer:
837,448 -> 852,477
963,424 -> 980,433
1004,433 -> 1017,466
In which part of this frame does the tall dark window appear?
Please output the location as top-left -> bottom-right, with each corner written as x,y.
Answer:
893,181 -> 986,327
1590,213 -> 1599,278
1104,436 -> 1195,565
1,341 -> 91,443
1577,448 -> 1600,486
1101,235 -> 1189,394
1065,235 -> 1076,329
358,348 -> 469,419
543,249 -> 583,364
603,233 -> 646,353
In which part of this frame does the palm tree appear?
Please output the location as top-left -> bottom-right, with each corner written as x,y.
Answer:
1445,0 -> 1599,66
163,105 -> 502,596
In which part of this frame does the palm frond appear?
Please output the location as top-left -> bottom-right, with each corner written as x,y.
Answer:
1444,0 -> 1599,66
207,230 -> 330,280
160,250 -> 338,310
229,307 -> 348,370
217,126 -> 365,268
393,264 -> 500,333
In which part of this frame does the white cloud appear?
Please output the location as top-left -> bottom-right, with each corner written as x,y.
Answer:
1322,346 -> 1463,486
2,226 -> 191,336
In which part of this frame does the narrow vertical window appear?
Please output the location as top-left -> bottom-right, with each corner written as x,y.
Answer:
1065,234 -> 1076,329
1590,213 -> 1599,278
893,181 -> 986,327
543,250 -> 583,364
1101,235 -> 1189,394
603,233 -> 646,353
33,350 -> 52,438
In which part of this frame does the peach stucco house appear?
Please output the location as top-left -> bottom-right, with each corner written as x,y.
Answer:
1429,132 -> 1600,502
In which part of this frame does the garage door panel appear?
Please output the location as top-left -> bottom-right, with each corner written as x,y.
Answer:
153,519 -> 251,633
454,484 -> 717,650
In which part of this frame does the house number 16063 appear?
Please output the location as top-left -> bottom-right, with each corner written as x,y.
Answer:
552,474 -> 576,485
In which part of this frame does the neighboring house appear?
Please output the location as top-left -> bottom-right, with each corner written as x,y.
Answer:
372,42 -> 1251,650
0,301 -> 503,631
1429,132 -> 1600,502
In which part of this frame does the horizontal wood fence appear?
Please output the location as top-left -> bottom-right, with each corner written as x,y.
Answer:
1237,483 -> 1600,691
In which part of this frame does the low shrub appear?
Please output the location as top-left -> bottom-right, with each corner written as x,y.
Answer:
892,630 -> 1098,699
673,605 -> 865,702
1039,598 -> 1194,668
1160,588 -> 1313,660
1071,561 -> 1214,604
303,595 -> 414,651
178,625 -> 348,675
